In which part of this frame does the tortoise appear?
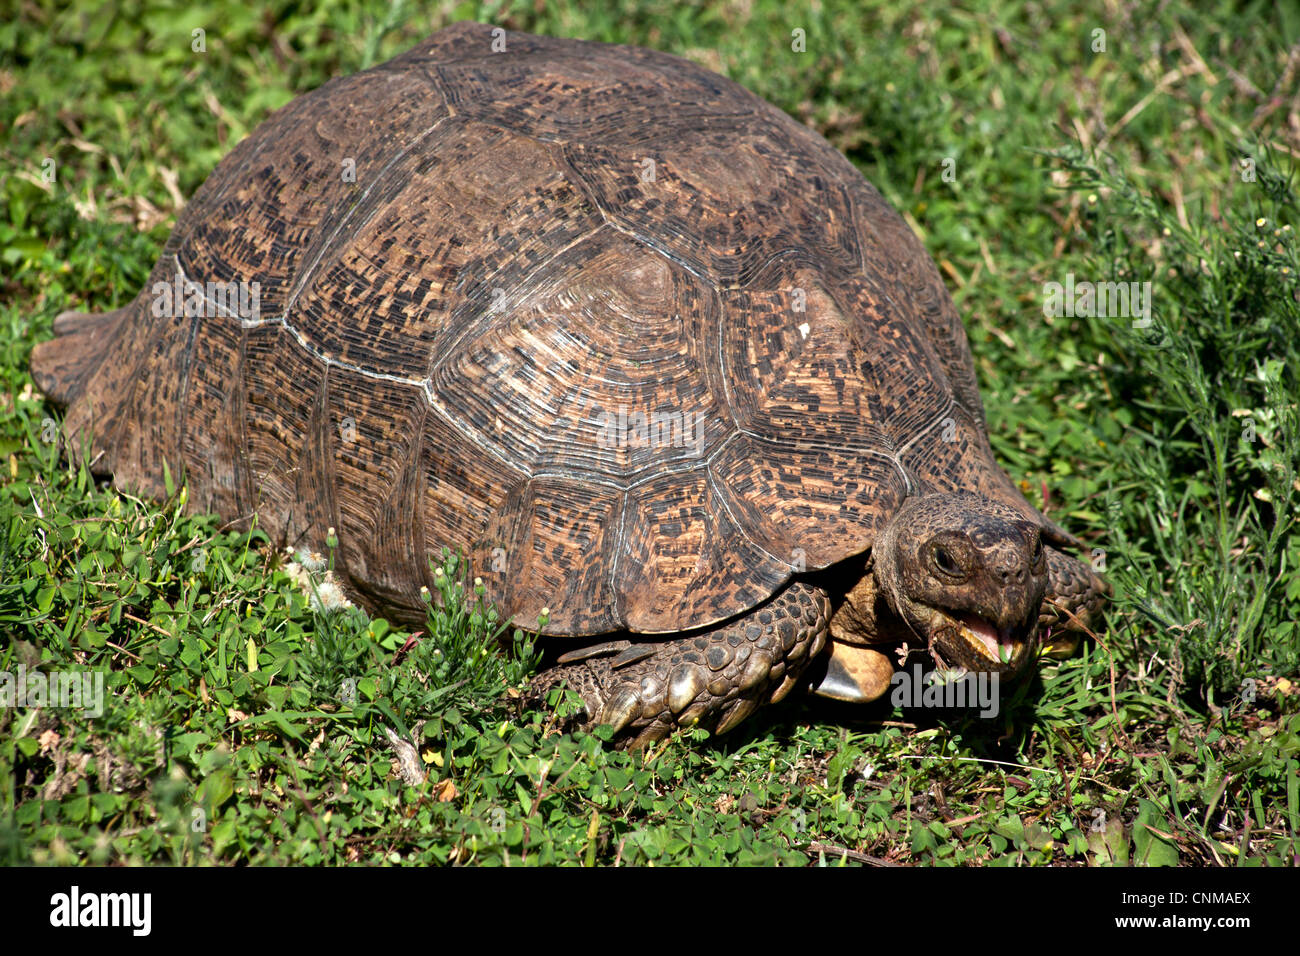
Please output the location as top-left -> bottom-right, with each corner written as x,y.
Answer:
30,21 -> 1106,747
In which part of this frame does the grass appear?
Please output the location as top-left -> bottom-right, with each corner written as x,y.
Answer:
1,0 -> 1298,866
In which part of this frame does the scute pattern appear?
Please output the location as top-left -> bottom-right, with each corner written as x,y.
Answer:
36,21 -> 1055,639
181,69 -> 445,321
617,470 -> 791,633
563,118 -> 862,285
719,269 -> 892,451
709,436 -> 908,569
434,57 -> 744,145
846,178 -> 991,441
328,372 -> 430,609
242,324 -> 334,542
181,316 -> 247,516
501,478 -> 624,633
430,227 -> 728,482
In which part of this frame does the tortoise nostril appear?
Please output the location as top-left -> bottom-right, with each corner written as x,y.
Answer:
997,561 -> 1025,584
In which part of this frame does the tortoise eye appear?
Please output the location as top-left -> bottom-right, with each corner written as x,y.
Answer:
932,545 -> 962,577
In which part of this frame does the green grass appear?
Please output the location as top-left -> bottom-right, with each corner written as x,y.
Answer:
1,0 -> 1298,865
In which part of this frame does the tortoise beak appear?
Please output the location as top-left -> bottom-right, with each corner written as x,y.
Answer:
929,612 -> 1039,677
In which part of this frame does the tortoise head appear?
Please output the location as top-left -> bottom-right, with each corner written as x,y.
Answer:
810,491 -> 1049,704
872,491 -> 1048,677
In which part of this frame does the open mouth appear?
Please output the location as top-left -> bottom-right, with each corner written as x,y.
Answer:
930,612 -> 1035,673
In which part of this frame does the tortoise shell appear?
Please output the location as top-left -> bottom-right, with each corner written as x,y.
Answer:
32,21 -> 1051,638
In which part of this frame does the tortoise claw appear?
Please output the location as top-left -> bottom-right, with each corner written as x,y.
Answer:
715,698 -> 759,734
599,687 -> 641,734
556,640 -> 632,665
529,584 -> 831,748
609,644 -> 658,669
667,664 -> 705,714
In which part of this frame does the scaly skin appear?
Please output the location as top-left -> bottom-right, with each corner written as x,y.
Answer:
1039,546 -> 1109,658
530,583 -> 831,749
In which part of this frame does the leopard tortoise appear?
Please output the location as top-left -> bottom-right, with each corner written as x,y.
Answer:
30,22 -> 1106,747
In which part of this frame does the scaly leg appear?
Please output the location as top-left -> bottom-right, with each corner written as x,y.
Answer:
531,583 -> 831,749
1038,547 -> 1109,657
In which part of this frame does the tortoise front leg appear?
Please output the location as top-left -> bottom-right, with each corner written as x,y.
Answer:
531,583 -> 831,749
1038,547 -> 1109,657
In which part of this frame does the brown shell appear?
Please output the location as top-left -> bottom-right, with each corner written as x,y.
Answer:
32,21 -> 1050,637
